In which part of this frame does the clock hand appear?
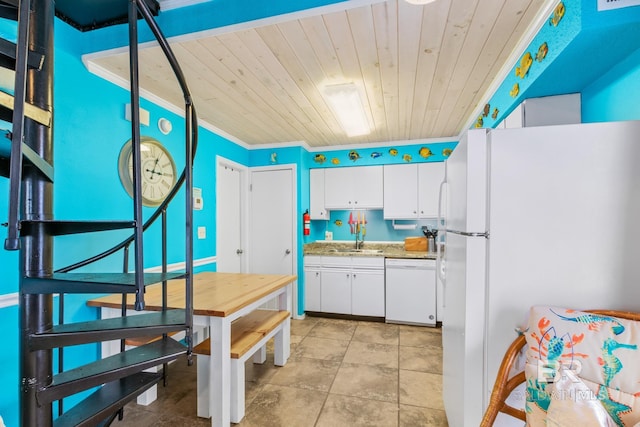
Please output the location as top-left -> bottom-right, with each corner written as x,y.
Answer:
145,158 -> 164,179
145,168 -> 163,176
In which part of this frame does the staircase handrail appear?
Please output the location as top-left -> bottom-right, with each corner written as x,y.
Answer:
55,0 -> 197,275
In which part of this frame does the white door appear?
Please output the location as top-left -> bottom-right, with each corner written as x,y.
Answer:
248,166 -> 297,312
216,158 -> 246,273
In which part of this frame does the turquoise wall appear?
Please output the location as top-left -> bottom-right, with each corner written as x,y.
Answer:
582,46 -> 640,122
2,0 -> 640,425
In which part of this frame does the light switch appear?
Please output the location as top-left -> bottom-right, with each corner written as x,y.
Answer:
193,187 -> 203,210
197,226 -> 206,239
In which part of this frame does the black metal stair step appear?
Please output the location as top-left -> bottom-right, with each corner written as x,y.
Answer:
0,37 -> 45,70
0,135 -> 54,181
30,309 -> 187,350
53,371 -> 162,427
23,272 -> 186,294
0,88 -> 51,126
39,337 -> 186,404
20,219 -> 136,236
0,3 -> 16,21
54,0 -> 160,32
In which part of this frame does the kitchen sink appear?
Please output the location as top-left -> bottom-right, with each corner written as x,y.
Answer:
328,248 -> 384,254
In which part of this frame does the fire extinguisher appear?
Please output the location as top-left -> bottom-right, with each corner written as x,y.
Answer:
303,210 -> 311,236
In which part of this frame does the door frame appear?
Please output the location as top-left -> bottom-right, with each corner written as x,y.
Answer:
248,163 -> 298,317
216,156 -> 249,273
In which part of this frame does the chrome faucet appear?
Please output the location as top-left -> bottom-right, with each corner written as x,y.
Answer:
355,226 -> 364,249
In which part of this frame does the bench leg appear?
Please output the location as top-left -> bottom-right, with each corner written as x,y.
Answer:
274,317 -> 291,366
230,359 -> 245,423
136,383 -> 157,405
253,345 -> 267,364
196,355 -> 210,418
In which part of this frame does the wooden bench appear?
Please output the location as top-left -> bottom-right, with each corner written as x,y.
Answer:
194,309 -> 291,422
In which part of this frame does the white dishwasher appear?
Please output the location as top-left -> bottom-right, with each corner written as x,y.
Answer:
385,258 -> 437,326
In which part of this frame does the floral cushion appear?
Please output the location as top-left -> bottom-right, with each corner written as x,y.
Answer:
523,306 -> 640,426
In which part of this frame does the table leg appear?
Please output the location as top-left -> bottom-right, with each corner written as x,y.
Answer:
209,316 -> 231,427
275,284 -> 292,366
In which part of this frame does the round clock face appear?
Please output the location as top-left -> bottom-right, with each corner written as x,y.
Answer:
118,136 -> 177,207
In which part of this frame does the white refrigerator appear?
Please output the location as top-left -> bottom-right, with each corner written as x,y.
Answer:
439,122 -> 640,427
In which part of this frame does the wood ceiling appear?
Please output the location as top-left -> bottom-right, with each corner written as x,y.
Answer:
87,0 -> 552,147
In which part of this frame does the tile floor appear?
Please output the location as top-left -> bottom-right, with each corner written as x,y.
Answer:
112,316 -> 449,426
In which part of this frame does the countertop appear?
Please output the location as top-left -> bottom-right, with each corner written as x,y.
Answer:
303,241 -> 438,260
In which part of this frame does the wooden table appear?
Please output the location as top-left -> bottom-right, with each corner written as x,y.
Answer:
88,272 -> 296,427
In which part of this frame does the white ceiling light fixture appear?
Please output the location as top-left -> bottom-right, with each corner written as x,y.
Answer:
404,0 -> 436,4
323,83 -> 371,137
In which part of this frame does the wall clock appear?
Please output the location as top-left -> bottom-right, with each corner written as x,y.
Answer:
118,136 -> 177,207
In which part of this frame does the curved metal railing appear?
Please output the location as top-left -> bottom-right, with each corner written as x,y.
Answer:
54,0 -> 198,370
57,0 -> 197,275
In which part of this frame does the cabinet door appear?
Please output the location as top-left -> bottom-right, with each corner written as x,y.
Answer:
309,169 -> 328,220
324,166 -> 383,209
355,165 -> 383,208
304,268 -> 322,312
324,168 -> 354,209
351,269 -> 385,317
418,162 -> 445,218
384,164 -> 418,219
320,269 -> 352,314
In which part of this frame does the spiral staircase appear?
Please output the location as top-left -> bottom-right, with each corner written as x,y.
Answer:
0,0 -> 197,425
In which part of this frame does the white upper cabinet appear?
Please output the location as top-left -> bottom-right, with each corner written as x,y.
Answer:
324,165 -> 383,209
418,162 -> 445,218
309,168 -> 328,220
383,162 -> 445,219
383,164 -> 418,218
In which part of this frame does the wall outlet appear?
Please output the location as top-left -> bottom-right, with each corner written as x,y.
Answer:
197,226 -> 206,239
325,231 -> 333,240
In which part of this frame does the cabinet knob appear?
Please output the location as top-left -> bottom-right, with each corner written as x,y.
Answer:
316,272 -> 319,277
285,249 -> 291,255
236,249 -> 243,254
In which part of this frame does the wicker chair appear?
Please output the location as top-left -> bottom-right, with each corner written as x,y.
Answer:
480,309 -> 640,426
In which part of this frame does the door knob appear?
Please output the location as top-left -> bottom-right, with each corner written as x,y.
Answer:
285,249 -> 291,255
236,249 -> 243,255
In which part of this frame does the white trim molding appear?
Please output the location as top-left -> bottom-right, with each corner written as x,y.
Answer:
460,0 -> 561,135
0,292 -> 19,309
144,256 -> 217,273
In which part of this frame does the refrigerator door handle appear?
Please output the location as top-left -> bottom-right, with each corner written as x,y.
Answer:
437,179 -> 447,231
446,229 -> 490,238
436,179 -> 447,285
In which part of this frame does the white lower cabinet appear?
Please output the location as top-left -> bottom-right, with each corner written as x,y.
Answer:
303,255 -> 385,316
351,269 -> 385,316
321,269 -> 352,314
304,267 -> 322,312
